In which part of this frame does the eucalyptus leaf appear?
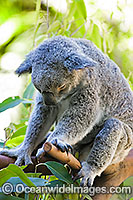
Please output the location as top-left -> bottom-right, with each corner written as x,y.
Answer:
0,96 -> 33,113
11,126 -> 27,139
0,177 -> 47,193
44,161 -> 73,184
0,96 -> 24,113
23,82 -> 35,99
0,164 -> 35,187
5,135 -> 25,148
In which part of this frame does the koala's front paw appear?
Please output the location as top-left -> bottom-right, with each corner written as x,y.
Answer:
50,138 -> 73,153
0,145 -> 33,166
74,162 -> 97,187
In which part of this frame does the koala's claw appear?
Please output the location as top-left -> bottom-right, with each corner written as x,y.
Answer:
51,138 -> 73,154
36,147 -> 45,161
80,176 -> 94,187
15,154 -> 33,166
73,161 -> 96,187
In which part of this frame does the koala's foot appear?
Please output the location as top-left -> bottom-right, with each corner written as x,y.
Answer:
50,138 -> 73,153
74,161 -> 99,187
36,137 -> 73,161
36,138 -> 73,160
0,145 -> 33,166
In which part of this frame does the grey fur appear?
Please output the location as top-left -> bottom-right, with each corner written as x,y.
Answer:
1,36 -> 133,186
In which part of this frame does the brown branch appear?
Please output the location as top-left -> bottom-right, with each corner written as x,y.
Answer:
0,146 -> 132,200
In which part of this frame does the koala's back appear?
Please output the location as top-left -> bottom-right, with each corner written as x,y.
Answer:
73,38 -> 133,129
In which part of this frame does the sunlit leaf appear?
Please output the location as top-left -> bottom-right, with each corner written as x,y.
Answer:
0,96 -> 33,113
88,23 -> 102,49
74,0 -> 87,20
11,125 -> 27,139
0,96 -> 23,112
5,135 -> 25,148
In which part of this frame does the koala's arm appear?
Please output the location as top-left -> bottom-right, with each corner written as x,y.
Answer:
46,90 -> 100,148
0,92 -> 57,165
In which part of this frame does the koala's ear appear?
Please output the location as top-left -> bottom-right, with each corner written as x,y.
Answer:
64,53 -> 97,71
15,53 -> 33,76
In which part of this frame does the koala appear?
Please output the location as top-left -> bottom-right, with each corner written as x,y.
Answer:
0,36 -> 132,187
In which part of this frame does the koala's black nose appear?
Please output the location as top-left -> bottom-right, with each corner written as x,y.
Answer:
43,92 -> 56,105
44,99 -> 56,105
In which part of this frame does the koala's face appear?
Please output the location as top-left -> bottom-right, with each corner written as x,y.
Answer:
16,36 -> 97,105
32,64 -> 80,106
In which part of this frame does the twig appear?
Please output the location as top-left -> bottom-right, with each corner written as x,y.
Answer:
46,0 -> 50,38
70,22 -> 86,37
33,0 -> 41,48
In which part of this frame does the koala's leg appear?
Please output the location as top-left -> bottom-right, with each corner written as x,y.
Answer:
76,118 -> 132,187
0,93 -> 58,166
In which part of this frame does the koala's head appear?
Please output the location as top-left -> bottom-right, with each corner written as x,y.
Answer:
16,36 -> 97,105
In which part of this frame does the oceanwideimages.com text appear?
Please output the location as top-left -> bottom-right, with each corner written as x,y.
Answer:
1,183 -> 132,196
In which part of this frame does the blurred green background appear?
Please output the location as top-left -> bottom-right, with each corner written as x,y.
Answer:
0,1 -> 132,199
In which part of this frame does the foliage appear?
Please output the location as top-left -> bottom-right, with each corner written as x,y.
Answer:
0,162 -> 92,200
0,0 -> 132,199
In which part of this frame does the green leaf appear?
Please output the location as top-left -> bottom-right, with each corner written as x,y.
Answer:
123,176 -> 133,186
0,193 -> 24,200
26,173 -> 42,178
0,164 -> 35,187
0,96 -> 33,113
0,96 -> 24,112
44,161 -> 73,184
74,0 -> 87,20
11,126 -> 27,139
10,122 -> 27,130
66,0 -> 86,37
68,0 -> 87,20
6,177 -> 47,188
129,80 -> 133,91
22,100 -> 34,104
55,194 -> 64,200
23,82 -> 35,99
5,135 -> 25,148
88,23 -> 102,49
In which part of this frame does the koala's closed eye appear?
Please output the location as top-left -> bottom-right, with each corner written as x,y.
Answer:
58,84 -> 70,95
57,84 -> 66,92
